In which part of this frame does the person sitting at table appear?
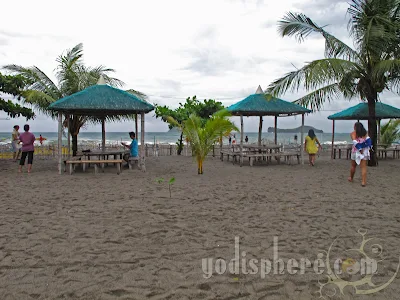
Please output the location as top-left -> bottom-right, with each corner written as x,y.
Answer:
121,132 -> 138,164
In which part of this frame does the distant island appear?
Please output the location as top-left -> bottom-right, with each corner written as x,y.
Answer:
267,126 -> 323,133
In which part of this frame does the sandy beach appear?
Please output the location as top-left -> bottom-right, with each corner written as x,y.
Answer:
1,155 -> 400,299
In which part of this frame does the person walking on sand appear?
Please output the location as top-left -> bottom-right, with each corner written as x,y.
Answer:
349,122 -> 371,187
11,125 -> 21,161
18,124 -> 35,173
304,129 -> 322,166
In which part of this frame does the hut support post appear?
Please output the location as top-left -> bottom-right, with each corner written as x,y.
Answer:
258,116 -> 263,147
331,120 -> 335,159
58,113 -> 63,174
300,114 -> 305,165
274,115 -> 278,145
135,114 -> 138,141
377,119 -> 381,144
240,115 -> 243,167
101,118 -> 106,151
67,115 -> 70,156
140,112 -> 146,172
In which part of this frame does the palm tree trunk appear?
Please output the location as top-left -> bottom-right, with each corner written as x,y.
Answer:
198,159 -> 203,174
177,132 -> 183,155
72,134 -> 78,156
367,95 -> 378,166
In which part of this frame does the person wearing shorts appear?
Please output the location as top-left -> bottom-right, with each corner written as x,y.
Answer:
348,122 -> 371,187
11,125 -> 21,161
18,124 -> 36,173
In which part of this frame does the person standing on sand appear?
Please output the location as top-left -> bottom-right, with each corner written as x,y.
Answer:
245,136 -> 249,143
304,129 -> 322,166
39,134 -> 44,145
18,124 -> 35,173
349,122 -> 371,187
11,125 -> 21,161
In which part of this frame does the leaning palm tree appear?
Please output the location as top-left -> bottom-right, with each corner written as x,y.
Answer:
380,119 -> 400,148
267,0 -> 400,166
168,110 -> 238,174
3,43 -> 129,156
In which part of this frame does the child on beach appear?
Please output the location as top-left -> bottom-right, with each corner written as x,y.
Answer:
304,129 -> 322,166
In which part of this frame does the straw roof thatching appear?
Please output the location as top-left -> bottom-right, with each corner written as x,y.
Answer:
49,85 -> 154,116
227,87 -> 311,116
328,102 -> 400,120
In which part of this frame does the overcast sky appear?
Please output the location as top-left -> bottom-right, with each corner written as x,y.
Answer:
0,0 -> 398,133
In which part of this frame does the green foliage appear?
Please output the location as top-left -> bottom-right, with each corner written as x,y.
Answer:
155,177 -> 175,198
176,141 -> 184,153
267,0 -> 400,166
0,73 -> 35,119
3,43 -> 138,156
0,99 -> 35,120
380,119 -> 400,148
155,177 -> 165,184
172,110 -> 238,174
154,96 -> 225,155
168,177 -> 175,198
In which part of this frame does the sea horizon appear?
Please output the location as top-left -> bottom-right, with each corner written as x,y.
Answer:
0,131 -> 356,146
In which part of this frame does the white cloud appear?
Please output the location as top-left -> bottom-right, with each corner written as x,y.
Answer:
1,0 -> 397,134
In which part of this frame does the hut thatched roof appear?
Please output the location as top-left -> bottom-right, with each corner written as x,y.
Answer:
328,102 -> 400,120
227,86 -> 311,116
49,84 -> 154,116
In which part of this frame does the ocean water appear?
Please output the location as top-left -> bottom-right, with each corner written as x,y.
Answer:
0,131 -> 352,146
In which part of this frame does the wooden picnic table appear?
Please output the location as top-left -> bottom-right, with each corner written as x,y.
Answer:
83,150 -> 127,170
83,150 -> 126,160
222,144 -> 290,165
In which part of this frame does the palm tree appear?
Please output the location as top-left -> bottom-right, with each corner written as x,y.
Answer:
380,119 -> 400,147
168,110 -> 238,174
3,43 -> 126,156
267,0 -> 400,166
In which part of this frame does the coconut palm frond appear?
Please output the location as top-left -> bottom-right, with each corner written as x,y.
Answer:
293,83 -> 346,111
182,113 -> 238,174
267,58 -> 359,97
380,119 -> 400,147
3,64 -> 61,99
126,89 -> 148,101
20,90 -> 58,118
279,12 -> 359,61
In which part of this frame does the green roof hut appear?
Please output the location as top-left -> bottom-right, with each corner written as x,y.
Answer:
227,86 -> 311,166
49,76 -> 154,173
327,102 -> 400,159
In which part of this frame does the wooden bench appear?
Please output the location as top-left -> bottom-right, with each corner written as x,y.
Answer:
278,152 -> 301,165
377,147 -> 400,159
65,159 -> 123,175
332,146 -> 352,159
240,152 -> 300,166
220,150 -> 240,163
244,153 -> 269,166
63,155 -> 82,172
